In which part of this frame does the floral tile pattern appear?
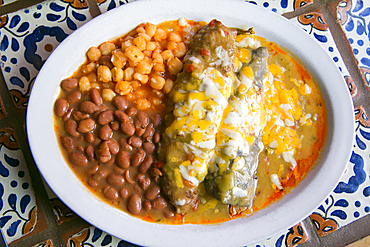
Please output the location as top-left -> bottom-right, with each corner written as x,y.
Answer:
0,126 -> 37,245
309,107 -> 370,237
0,0 -> 94,110
337,0 -> 370,91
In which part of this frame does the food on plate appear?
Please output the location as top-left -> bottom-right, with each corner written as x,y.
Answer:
53,18 -> 326,224
204,46 -> 268,208
160,20 -> 237,213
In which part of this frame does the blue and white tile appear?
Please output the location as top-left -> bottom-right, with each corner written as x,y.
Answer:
337,0 -> 370,91
0,127 -> 37,245
0,0 -> 94,109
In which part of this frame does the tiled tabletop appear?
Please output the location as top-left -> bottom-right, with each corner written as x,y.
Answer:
0,0 -> 369,246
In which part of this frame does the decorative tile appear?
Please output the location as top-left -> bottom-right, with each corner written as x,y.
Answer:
32,239 -> 53,247
336,0 -> 370,91
0,95 -> 6,119
290,8 -> 351,81
0,0 -> 94,110
247,222 -> 308,247
309,106 -> 370,237
0,126 -> 37,244
42,178 -> 77,225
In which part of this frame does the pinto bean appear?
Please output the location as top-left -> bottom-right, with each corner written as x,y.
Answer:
120,121 -> 135,136
98,110 -> 114,125
72,111 -> 89,121
116,151 -> 130,169
137,174 -> 150,190
85,164 -> 99,175
113,95 -> 128,110
110,120 -> 120,131
126,106 -> 137,117
60,136 -> 75,152
87,178 -> 98,188
128,136 -> 142,148
106,138 -> 119,155
153,131 -> 161,143
143,142 -> 155,154
79,101 -> 97,114
69,152 -> 88,167
85,145 -> 95,161
90,88 -> 102,105
54,98 -> 68,117
135,126 -> 145,137
61,78 -> 78,91
143,200 -> 152,211
151,196 -> 167,210
131,149 -> 145,167
139,155 -> 153,174
77,118 -> 96,133
142,124 -> 154,141
127,194 -> 141,215
107,174 -> 125,186
119,138 -> 133,151
119,188 -> 129,200
103,186 -> 119,200
97,141 -> 110,163
135,111 -> 149,127
85,132 -> 95,143
66,91 -> 82,105
65,119 -> 79,137
114,110 -> 130,122
145,185 -> 161,200
99,125 -> 112,140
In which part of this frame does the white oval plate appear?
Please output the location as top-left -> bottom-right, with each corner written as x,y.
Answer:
27,0 -> 355,246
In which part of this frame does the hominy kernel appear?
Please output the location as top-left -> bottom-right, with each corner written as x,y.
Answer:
166,41 -> 177,51
134,73 -> 149,84
167,57 -> 183,75
163,78 -> 174,94
150,75 -> 166,90
124,67 -> 135,81
133,36 -> 146,51
87,46 -> 101,62
153,63 -> 165,72
88,73 -> 98,83
99,41 -> 116,56
131,80 -> 141,89
145,22 -> 157,37
82,62 -> 96,74
79,76 -> 91,92
115,80 -> 132,95
121,40 -> 133,50
161,50 -> 174,61
97,65 -> 112,82
146,42 -> 157,51
136,60 -> 152,74
125,46 -> 145,63
153,28 -> 167,41
138,33 -> 151,42
173,42 -> 186,57
102,88 -> 116,101
134,98 -> 151,110
136,26 -> 145,33
111,50 -> 127,68
152,49 -> 163,64
111,67 -> 124,82
168,32 -> 182,42
152,97 -> 162,105
91,82 -> 100,89
125,93 -> 135,101
143,50 -> 152,58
